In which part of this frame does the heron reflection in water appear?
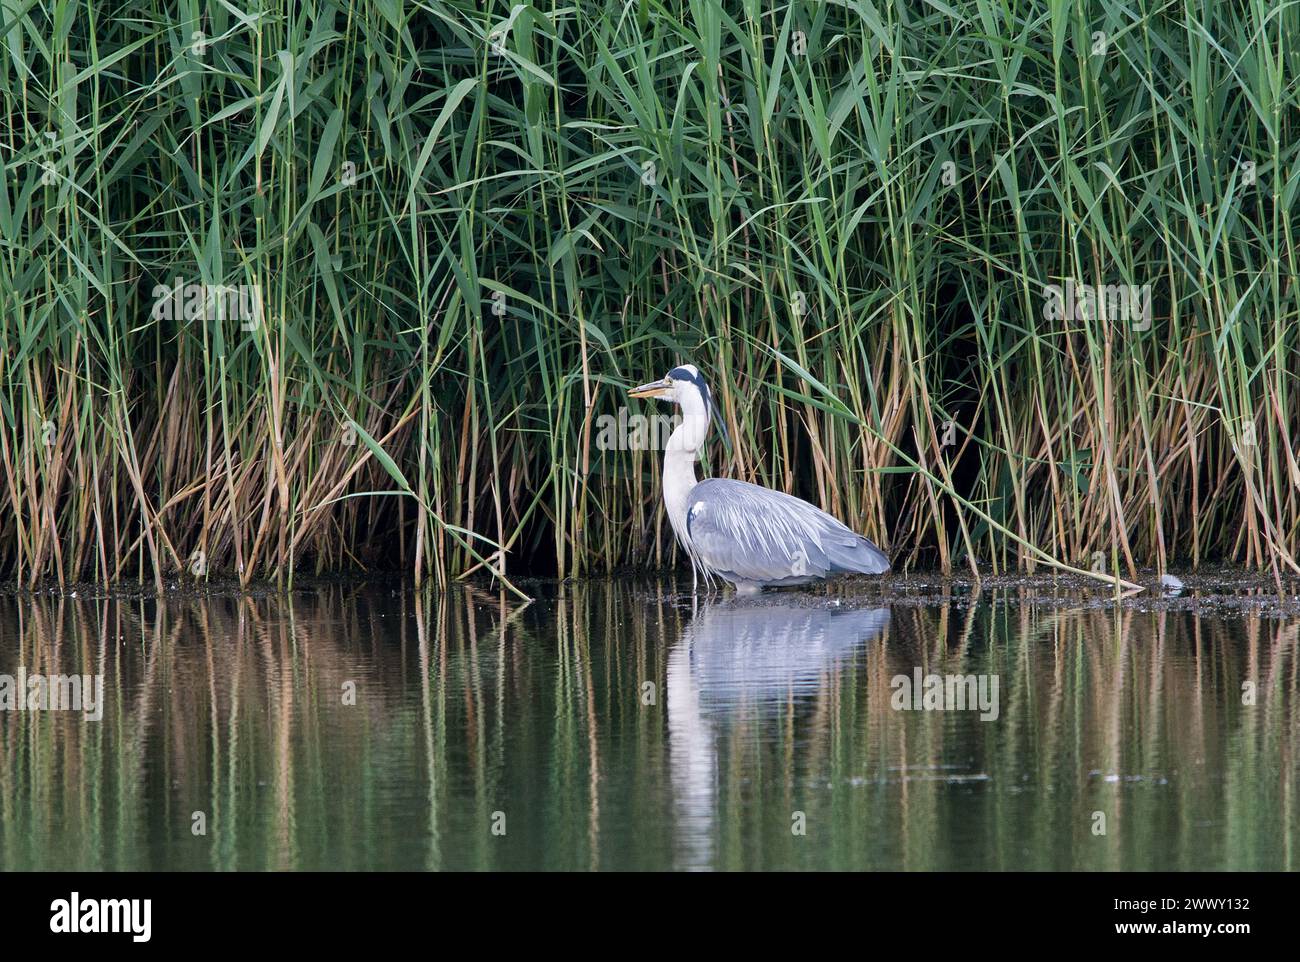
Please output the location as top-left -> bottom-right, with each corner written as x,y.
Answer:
667,601 -> 890,869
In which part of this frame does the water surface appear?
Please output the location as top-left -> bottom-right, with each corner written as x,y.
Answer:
1,582 -> 1296,870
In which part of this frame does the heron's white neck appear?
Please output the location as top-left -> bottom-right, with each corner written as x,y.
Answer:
663,400 -> 710,542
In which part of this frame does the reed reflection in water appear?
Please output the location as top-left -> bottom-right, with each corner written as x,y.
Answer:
0,583 -> 1295,870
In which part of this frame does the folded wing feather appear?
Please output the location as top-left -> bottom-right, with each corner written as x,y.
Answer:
685,478 -> 889,585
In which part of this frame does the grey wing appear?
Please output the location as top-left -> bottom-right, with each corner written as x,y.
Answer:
685,479 -> 890,584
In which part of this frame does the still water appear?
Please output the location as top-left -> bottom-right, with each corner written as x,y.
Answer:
0,581 -> 1296,871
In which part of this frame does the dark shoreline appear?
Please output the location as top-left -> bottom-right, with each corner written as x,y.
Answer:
3,564 -> 1299,616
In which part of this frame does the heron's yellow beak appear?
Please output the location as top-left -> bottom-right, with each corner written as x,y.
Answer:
628,378 -> 673,399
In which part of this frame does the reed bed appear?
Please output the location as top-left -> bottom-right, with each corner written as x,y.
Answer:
1,0 -> 1297,587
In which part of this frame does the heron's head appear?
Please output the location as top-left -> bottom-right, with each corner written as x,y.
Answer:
629,364 -> 730,448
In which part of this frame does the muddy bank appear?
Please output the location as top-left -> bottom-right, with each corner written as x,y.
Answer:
566,566 -> 1300,618
0,571 -> 408,603
5,566 -> 1300,617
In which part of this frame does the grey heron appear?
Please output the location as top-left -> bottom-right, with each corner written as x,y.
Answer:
629,364 -> 890,592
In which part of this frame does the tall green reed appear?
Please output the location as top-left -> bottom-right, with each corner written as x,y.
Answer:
1,0 -> 1297,587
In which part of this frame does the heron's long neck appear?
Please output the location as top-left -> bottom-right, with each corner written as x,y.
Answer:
663,408 -> 709,540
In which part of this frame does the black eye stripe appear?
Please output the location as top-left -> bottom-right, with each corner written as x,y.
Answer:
667,366 -> 704,390
667,366 -> 711,412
